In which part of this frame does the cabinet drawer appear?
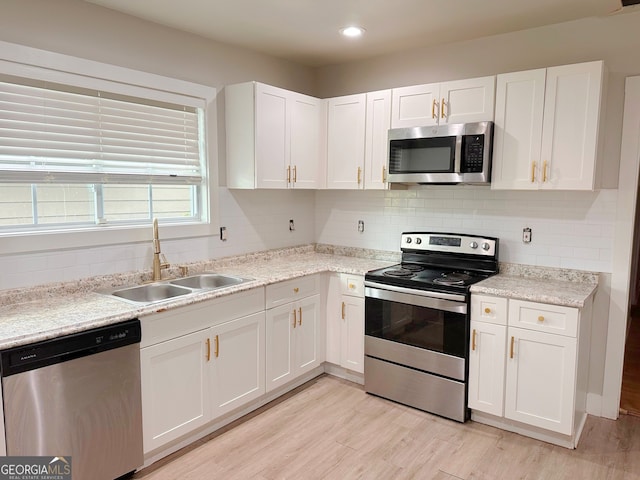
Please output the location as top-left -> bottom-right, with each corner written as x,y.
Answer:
265,274 -> 320,309
341,274 -> 364,297
471,295 -> 507,325
508,300 -> 578,337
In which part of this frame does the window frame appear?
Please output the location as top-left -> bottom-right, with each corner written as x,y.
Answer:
0,41 -> 219,255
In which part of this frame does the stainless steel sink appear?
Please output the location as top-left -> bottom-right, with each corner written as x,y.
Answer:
110,283 -> 193,304
169,273 -> 246,290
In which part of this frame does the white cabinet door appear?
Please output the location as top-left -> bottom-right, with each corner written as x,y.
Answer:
290,92 -> 322,189
468,320 -> 507,417
255,83 -> 289,189
295,294 -> 322,375
504,326 -> 577,435
492,61 -> 603,191
340,295 -> 365,374
439,76 -> 496,124
540,61 -> 603,190
140,329 -> 211,453
210,312 -> 265,418
391,83 -> 439,128
326,94 -> 366,189
265,303 -> 295,392
491,69 -> 546,190
325,274 -> 343,365
364,89 -> 391,190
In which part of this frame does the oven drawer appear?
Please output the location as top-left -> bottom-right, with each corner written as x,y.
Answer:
508,299 -> 578,337
471,295 -> 507,325
365,335 -> 465,381
364,356 -> 467,422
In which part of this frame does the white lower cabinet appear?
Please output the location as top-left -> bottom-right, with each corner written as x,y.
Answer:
326,273 -> 365,375
140,329 -> 212,452
468,320 -> 507,417
266,293 -> 322,392
504,326 -> 576,434
469,294 -> 592,448
139,288 -> 266,454
265,275 -> 323,392
210,312 -> 265,418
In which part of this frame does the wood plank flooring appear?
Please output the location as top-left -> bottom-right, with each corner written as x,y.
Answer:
134,375 -> 640,480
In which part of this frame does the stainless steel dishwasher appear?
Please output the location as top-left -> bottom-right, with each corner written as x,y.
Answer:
1,319 -> 143,480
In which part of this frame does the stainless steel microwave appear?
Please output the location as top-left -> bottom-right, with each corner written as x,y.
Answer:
387,121 -> 493,185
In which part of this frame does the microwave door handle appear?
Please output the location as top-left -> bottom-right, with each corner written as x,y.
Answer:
454,135 -> 462,174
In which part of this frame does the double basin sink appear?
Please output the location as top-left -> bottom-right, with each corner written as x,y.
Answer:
105,273 -> 252,306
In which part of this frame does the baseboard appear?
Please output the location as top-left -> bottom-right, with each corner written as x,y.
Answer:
586,392 -> 603,416
323,362 -> 364,385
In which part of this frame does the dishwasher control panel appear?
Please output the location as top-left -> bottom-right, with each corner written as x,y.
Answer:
1,319 -> 141,377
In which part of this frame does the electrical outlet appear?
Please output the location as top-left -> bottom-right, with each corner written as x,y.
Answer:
220,226 -> 227,241
358,220 -> 365,233
289,219 -> 295,231
523,227 -> 532,243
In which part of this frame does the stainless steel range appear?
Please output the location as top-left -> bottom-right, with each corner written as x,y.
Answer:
364,232 -> 499,422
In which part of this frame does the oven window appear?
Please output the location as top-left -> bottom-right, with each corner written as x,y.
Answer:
389,136 -> 456,174
365,296 -> 467,358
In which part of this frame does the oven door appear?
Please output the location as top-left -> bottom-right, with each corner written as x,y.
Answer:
364,282 -> 468,381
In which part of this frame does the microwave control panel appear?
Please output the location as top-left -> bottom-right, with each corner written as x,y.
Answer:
461,134 -> 485,173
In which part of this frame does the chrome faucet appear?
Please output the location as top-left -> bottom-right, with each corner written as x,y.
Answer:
152,218 -> 170,281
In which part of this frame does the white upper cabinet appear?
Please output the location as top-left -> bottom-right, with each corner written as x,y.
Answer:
326,94 -> 367,189
492,61 -> 605,190
391,76 -> 495,128
226,82 -> 323,189
325,90 -> 392,190
364,90 -> 392,190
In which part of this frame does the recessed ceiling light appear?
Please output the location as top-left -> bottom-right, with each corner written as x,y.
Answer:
340,26 -> 366,38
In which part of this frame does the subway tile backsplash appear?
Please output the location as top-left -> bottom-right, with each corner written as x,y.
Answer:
315,186 -> 615,274
0,185 -> 615,290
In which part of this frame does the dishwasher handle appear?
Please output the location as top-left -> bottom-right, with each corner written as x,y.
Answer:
1,318 -> 141,377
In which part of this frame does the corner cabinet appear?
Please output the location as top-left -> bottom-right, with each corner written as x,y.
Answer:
225,81 -> 323,189
390,76 -> 495,128
326,273 -> 365,376
491,61 -> 605,190
325,90 -> 392,190
469,294 -> 593,448
265,275 -> 324,392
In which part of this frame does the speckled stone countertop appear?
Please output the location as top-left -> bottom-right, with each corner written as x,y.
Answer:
0,244 -> 600,350
470,265 -> 599,308
0,245 -> 395,350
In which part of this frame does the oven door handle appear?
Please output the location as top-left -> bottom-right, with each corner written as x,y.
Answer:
364,282 -> 467,314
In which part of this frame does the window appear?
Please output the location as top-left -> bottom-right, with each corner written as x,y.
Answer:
0,75 -> 204,231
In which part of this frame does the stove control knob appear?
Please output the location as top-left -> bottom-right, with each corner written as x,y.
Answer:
415,238 -> 422,244
482,242 -> 491,251
406,237 -> 412,244
469,241 -> 478,249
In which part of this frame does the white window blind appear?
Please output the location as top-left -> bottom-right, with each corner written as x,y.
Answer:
0,75 -> 203,185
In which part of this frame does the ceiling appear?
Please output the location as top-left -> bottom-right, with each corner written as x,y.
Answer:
84,0 -> 626,67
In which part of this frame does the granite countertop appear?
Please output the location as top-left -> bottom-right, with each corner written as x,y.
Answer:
0,247 -> 394,350
471,274 -> 598,308
0,243 -> 600,350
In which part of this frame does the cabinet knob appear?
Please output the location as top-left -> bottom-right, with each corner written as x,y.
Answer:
294,287 -> 299,293
538,315 -> 545,322
484,307 -> 491,314
348,283 -> 355,289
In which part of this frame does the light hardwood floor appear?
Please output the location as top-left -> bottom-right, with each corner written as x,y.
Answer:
621,316 -> 640,416
134,375 -> 640,480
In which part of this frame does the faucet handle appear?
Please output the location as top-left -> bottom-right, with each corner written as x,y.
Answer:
160,253 -> 170,269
